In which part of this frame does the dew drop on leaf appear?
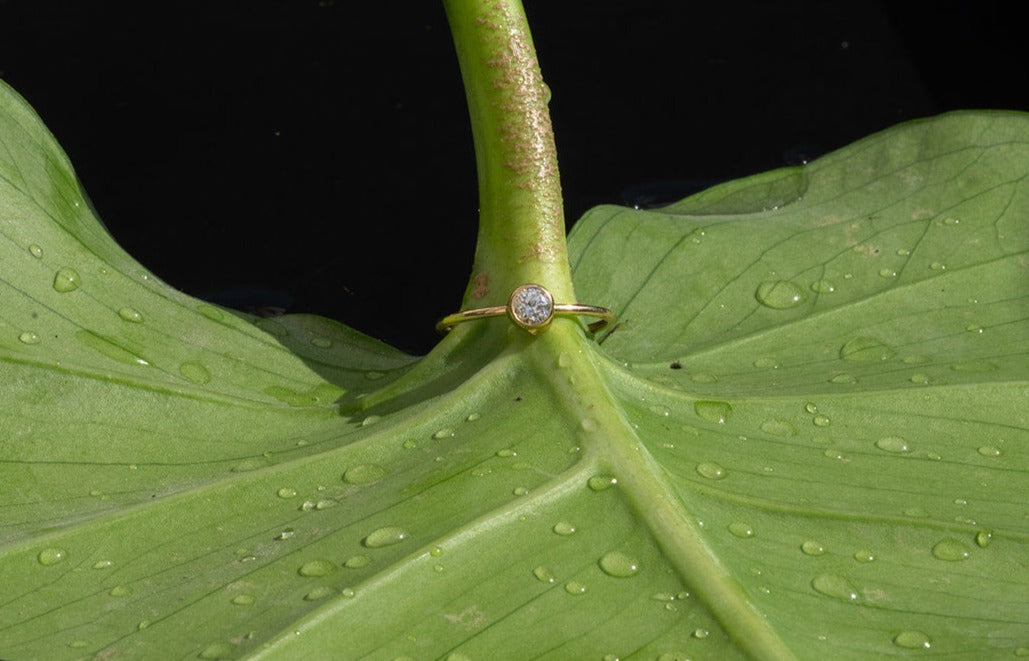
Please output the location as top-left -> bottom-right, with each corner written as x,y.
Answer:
893,630 -> 931,649
92,559 -> 113,569
728,523 -> 755,538
344,555 -> 371,568
304,586 -> 336,601
692,628 -> 710,639
231,594 -> 255,606
118,307 -> 143,323
694,401 -> 732,424
52,267 -> 80,292
297,559 -> 336,577
587,474 -> 617,491
760,418 -> 795,437
496,448 -> 516,458
810,279 -> 836,293
37,547 -> 67,566
109,585 -> 131,597
975,530 -> 993,548
277,487 -> 297,498
812,414 -> 831,427
363,526 -> 409,548
811,573 -> 859,602
552,521 -> 576,536
533,566 -> 556,584
840,336 -> 895,362
977,445 -> 1001,457
178,361 -> 211,384
432,428 -> 455,440
696,462 -> 727,480
310,336 -> 332,348
18,331 -> 40,345
875,436 -> 910,453
829,373 -> 857,384
853,549 -> 876,563
344,464 -> 386,484
931,539 -> 971,561
28,243 -> 43,258
801,541 -> 826,556
755,280 -> 806,309
75,330 -> 150,366
564,580 -> 587,595
197,304 -> 224,321
598,551 -> 640,578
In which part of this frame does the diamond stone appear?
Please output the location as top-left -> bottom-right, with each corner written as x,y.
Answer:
509,284 -> 554,330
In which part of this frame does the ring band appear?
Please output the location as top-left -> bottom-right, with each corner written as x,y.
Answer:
436,284 -> 615,336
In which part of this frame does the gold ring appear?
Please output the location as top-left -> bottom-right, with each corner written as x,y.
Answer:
436,284 -> 615,336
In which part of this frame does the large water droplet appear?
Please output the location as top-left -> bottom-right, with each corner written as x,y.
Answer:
875,436 -> 910,454
277,487 -> 297,499
179,361 -> 211,384
28,243 -> 43,258
598,551 -> 640,578
931,539 -> 971,561
801,541 -> 826,556
696,462 -> 727,480
37,547 -> 67,566
810,279 -> 836,294
694,401 -> 732,424
588,474 -> 617,491
812,414 -> 831,427
755,280 -> 806,309
811,573 -> 859,602
840,337 -> 895,362
975,530 -> 992,548
344,464 -> 386,484
552,521 -> 576,536
533,566 -> 556,584
853,549 -> 876,563
363,526 -> 408,548
977,445 -> 1001,457
297,559 -> 336,577
118,307 -> 143,323
564,580 -> 587,595
893,630 -> 931,649
52,267 -> 81,292
18,331 -> 40,345
728,523 -> 755,538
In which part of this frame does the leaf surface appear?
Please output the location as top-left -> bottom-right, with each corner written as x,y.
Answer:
1,78 -> 1027,660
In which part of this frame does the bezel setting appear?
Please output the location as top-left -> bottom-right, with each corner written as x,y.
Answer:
507,284 -> 555,334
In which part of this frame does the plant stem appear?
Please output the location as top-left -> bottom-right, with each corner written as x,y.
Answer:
443,0 -> 574,309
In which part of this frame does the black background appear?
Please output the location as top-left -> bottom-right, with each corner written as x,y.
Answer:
1,1 -> 1024,354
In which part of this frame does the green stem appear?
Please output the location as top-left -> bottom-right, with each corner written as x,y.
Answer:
443,0 -> 574,310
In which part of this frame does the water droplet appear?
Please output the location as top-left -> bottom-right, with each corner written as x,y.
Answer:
840,336 -> 895,362
344,464 -> 386,484
557,352 -> 571,368
199,642 -> 237,659
829,373 -> 857,384
231,594 -> 255,606
533,566 -> 556,583
512,486 -> 529,496
728,523 -> 754,538
694,400 -> 732,424
118,307 -> 143,323
564,580 -> 587,595
801,541 -> 826,556
760,418 -> 795,437
810,279 -> 836,294
496,448 -> 516,458
965,324 -> 984,334
975,530 -> 992,548
598,551 -> 640,578
304,586 -> 337,601
275,528 -> 295,541
310,336 -> 333,348
977,445 -> 1001,457
755,280 -> 806,309
931,539 -> 971,561
692,628 -> 710,639
466,412 -> 481,422
37,547 -> 67,566
52,267 -> 81,292
696,462 -> 727,480
579,417 -> 598,432
942,216 -> 960,226
875,436 -> 910,453
363,526 -> 408,548
137,620 -> 150,630
277,487 -> 297,499
753,357 -> 780,369
28,243 -> 43,258
896,248 -> 911,256
197,304 -> 225,321
823,448 -> 846,460
853,549 -> 876,563
893,630 -> 931,649
552,521 -> 576,536
811,573 -> 859,602
75,330 -> 149,366
314,499 -> 336,510
433,428 -> 455,440
18,331 -> 40,345
360,415 -> 381,427
588,474 -> 617,491
109,585 -> 131,597
179,361 -> 211,384
298,559 -> 336,577
909,373 -> 930,384
812,414 -> 831,427
344,555 -> 371,569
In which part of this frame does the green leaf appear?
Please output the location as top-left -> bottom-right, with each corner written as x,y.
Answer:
2,75 -> 1027,661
